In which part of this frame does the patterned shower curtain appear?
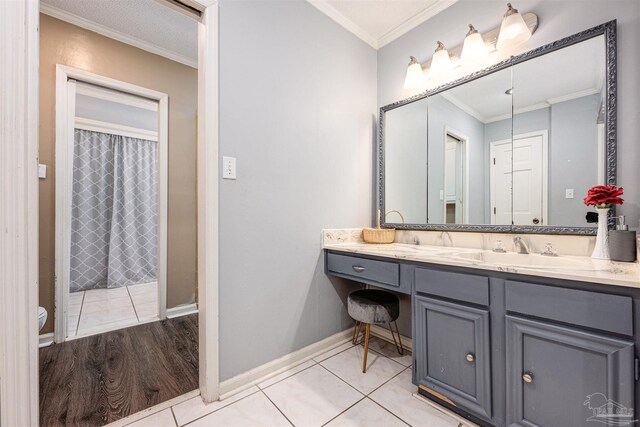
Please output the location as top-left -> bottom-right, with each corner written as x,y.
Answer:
69,129 -> 158,292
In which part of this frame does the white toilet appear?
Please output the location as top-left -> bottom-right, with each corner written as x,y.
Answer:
38,306 -> 48,331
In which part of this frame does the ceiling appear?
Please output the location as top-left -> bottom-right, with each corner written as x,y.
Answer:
40,0 -> 198,67
308,0 -> 458,49
442,36 -> 606,123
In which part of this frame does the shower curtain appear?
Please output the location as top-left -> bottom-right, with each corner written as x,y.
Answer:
69,129 -> 158,292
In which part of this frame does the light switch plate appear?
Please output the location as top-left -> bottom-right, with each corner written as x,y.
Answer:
565,188 -> 574,199
223,156 -> 236,179
38,164 -> 47,179
439,190 -> 444,201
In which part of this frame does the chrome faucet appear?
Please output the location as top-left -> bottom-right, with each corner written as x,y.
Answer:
513,236 -> 530,254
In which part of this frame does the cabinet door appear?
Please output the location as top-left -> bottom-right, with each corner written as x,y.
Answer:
506,315 -> 635,427
414,295 -> 492,419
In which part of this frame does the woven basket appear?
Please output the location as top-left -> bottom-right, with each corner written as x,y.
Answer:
363,227 -> 395,244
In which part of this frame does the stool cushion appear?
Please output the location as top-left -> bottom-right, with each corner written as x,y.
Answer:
348,289 -> 400,325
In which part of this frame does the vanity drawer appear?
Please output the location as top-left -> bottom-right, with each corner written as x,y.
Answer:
505,280 -> 633,336
327,252 -> 399,288
415,268 -> 489,306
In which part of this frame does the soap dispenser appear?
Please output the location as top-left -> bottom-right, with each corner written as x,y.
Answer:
609,216 -> 637,262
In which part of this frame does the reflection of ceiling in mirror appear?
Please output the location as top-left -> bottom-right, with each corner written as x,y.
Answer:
440,36 -> 605,124
40,0 -> 198,66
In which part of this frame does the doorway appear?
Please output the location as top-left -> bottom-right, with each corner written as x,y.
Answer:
490,130 -> 549,225
55,71 -> 169,341
443,128 -> 468,224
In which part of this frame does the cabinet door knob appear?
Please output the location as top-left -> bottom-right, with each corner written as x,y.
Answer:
522,373 -> 534,384
352,265 -> 365,272
465,353 -> 475,363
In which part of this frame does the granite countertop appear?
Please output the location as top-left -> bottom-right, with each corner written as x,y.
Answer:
323,238 -> 640,289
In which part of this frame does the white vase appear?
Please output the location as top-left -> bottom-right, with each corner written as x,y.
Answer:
591,207 -> 610,260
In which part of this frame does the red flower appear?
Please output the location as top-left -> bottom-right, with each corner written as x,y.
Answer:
584,185 -> 624,207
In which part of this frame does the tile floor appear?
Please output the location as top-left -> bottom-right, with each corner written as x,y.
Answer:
68,282 -> 159,338
124,336 -> 476,427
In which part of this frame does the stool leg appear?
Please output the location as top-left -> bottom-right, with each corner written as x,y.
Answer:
351,321 -> 360,345
352,321 -> 363,345
388,321 -> 404,356
362,323 -> 371,373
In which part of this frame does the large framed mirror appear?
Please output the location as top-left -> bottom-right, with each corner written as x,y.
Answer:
379,20 -> 616,234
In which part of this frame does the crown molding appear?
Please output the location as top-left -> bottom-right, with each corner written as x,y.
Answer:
307,0 -> 457,50
40,3 -> 198,69
306,0 -> 379,49
378,0 -> 459,48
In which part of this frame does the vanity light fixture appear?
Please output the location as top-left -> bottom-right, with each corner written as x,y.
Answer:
496,3 -> 532,50
403,56 -> 426,89
429,41 -> 453,76
461,24 -> 488,64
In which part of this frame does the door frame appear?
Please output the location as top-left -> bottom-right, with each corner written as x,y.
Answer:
442,126 -> 469,224
0,1 -> 220,424
54,65 -> 169,343
489,130 -> 549,225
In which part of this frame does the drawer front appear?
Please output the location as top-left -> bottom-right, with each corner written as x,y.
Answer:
505,280 -> 633,336
415,268 -> 489,306
327,252 -> 399,288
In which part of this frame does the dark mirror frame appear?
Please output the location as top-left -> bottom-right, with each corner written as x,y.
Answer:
378,20 -> 617,235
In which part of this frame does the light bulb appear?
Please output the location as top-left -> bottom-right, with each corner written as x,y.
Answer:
461,24 -> 489,64
403,56 -> 426,89
496,3 -> 531,50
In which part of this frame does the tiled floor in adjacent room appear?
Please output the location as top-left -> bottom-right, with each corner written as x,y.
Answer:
123,336 -> 476,427
68,282 -> 159,338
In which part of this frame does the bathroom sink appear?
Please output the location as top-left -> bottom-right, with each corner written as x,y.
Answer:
452,251 -> 592,270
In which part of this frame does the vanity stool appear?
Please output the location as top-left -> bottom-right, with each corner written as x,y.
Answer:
348,289 -> 403,373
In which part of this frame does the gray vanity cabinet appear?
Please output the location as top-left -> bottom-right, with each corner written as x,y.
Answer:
414,295 -> 492,420
505,315 -> 635,427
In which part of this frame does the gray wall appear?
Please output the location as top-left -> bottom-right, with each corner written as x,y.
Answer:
378,0 -> 640,230
219,0 -> 377,381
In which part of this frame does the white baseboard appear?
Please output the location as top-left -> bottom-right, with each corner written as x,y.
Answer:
218,328 -> 353,397
370,324 -> 412,351
39,332 -> 54,348
166,303 -> 198,319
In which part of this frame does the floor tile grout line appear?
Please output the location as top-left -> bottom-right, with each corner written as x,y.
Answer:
169,406 -> 179,426
366,365 -> 411,398
257,360 -> 319,391
260,389 -> 296,427
367,396 -> 412,427
72,290 -> 86,337
320,395 -> 367,427
317,362 -> 368,397
181,388 -> 262,426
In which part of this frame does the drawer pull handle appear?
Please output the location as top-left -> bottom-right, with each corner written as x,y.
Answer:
352,265 -> 365,272
522,373 -> 534,384
465,353 -> 475,363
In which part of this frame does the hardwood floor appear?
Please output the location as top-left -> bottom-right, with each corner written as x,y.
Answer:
39,314 -> 198,426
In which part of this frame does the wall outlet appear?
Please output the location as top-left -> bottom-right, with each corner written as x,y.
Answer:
38,164 -> 47,179
565,188 -> 574,199
223,156 -> 236,180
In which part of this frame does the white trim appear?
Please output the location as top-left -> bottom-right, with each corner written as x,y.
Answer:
305,1 -> 378,49
218,329 -> 353,397
39,333 -> 55,348
547,87 -> 600,105
0,0 -> 40,424
40,3 -> 198,69
55,65 -> 169,342
197,3 -> 220,403
443,127 -> 470,225
369,325 -> 413,352
75,117 -> 159,141
105,389 -> 201,427
76,82 -> 159,112
377,0 -> 459,48
166,303 -> 199,319
440,92 -> 486,123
